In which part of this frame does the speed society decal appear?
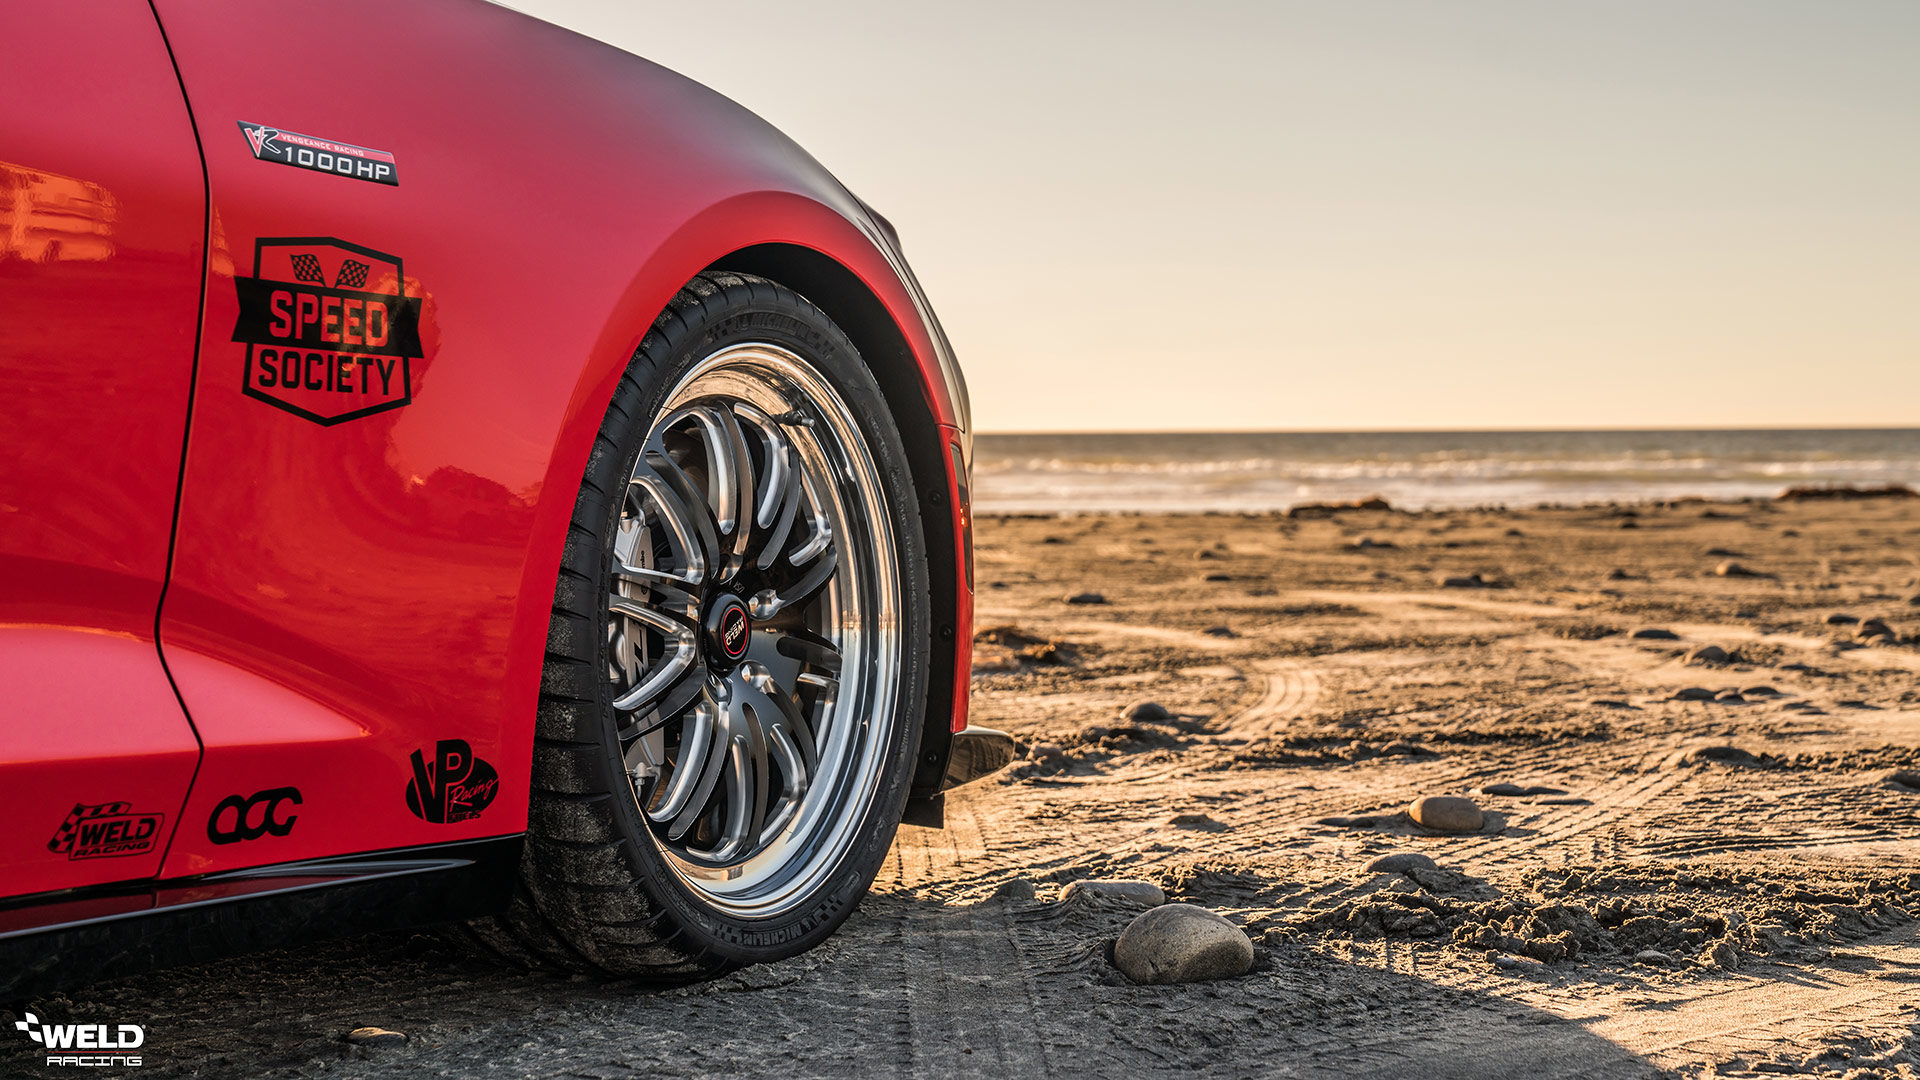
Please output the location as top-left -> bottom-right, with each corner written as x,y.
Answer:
231,237 -> 424,425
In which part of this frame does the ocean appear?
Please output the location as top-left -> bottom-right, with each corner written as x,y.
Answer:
971,429 -> 1920,514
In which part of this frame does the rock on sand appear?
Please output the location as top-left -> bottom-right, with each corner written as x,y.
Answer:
1409,795 -> 1484,833
1365,852 -> 1437,874
346,1028 -> 408,1048
1061,879 -> 1166,907
1113,903 -> 1255,985
1632,628 -> 1679,640
1683,644 -> 1731,665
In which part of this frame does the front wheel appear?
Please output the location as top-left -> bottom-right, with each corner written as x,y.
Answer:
473,271 -> 932,978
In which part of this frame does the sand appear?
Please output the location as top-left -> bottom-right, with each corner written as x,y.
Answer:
7,497 -> 1917,1078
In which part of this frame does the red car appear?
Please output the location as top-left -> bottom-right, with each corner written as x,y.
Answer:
0,0 -> 1007,995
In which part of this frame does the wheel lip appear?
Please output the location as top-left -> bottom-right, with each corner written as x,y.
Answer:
618,341 -> 902,920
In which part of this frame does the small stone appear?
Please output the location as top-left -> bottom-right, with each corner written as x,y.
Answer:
1060,879 -> 1166,907
1684,644 -> 1731,665
1040,535 -> 1068,545
1380,740 -> 1434,757
1692,745 -> 1759,764
991,877 -> 1038,900
1439,573 -> 1486,588
1702,546 -> 1740,557
1169,812 -> 1227,830
1123,701 -> 1172,723
1505,528 -> 1525,537
1202,572 -> 1233,582
1634,949 -> 1675,967
1605,568 -> 1632,581
1194,549 -> 1222,560
1480,783 -> 1527,796
1408,795 -> 1483,833
1742,686 -> 1781,696
1908,593 -> 1920,607
1632,628 -> 1680,640
1715,560 -> 1760,577
1349,537 -> 1396,550
1701,941 -> 1742,970
346,1028 -> 408,1048
1203,625 -> 1237,638
1028,741 -> 1065,764
1492,954 -> 1547,972
1671,686 -> 1717,701
1365,852 -> 1437,874
1065,592 -> 1107,605
1885,770 -> 1920,791
1856,618 -> 1897,642
1618,519 -> 1640,529
1825,613 -> 1860,625
1714,692 -> 1747,704
1113,903 -> 1255,985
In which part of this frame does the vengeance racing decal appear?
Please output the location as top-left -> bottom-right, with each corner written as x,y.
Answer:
238,121 -> 397,185
405,740 -> 499,824
47,802 -> 166,861
232,237 -> 424,425
206,786 -> 302,845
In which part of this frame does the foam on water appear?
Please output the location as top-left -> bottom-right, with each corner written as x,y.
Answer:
972,429 -> 1920,513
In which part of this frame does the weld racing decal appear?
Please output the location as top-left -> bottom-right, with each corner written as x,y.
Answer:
238,121 -> 397,185
47,802 -> 166,860
232,237 -> 424,425
405,740 -> 499,824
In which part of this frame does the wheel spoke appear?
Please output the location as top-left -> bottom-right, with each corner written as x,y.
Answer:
628,460 -> 713,585
652,695 -> 719,827
608,596 -> 697,712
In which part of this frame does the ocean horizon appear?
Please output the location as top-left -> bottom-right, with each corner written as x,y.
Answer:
971,428 -> 1920,514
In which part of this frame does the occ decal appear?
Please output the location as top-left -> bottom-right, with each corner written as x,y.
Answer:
232,237 -> 424,425
405,740 -> 500,824
206,787 -> 302,845
47,802 -> 165,861
238,121 -> 398,185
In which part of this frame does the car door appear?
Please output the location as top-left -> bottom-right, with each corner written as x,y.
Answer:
0,5 -> 207,896
147,0 -> 564,877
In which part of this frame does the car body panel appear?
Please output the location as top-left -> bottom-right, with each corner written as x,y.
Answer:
141,0 -> 970,880
0,5 -> 208,896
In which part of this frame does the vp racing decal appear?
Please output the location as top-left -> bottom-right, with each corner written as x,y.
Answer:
47,802 -> 166,860
232,237 -> 424,425
238,121 -> 397,185
405,740 -> 499,824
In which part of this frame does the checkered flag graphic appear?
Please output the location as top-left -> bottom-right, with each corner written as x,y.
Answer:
47,802 -> 129,854
290,252 -> 326,284
335,259 -> 369,288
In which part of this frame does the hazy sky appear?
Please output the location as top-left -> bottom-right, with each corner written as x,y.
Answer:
515,1 -> 1919,432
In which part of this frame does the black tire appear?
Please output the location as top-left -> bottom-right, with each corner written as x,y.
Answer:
470,271 -> 932,978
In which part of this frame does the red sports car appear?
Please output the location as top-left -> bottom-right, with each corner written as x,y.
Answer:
0,0 -> 1006,995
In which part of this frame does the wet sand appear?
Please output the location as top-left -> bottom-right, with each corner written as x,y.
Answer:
7,498 -> 1918,1078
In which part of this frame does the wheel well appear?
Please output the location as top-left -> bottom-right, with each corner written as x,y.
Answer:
706,244 -> 957,801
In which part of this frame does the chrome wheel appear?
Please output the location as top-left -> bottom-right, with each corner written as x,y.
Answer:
607,342 -> 900,918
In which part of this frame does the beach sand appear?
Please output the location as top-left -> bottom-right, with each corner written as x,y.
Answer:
9,498 -> 1916,1078
892,496 -> 1919,1077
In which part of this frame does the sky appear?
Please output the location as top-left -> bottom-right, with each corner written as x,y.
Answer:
513,1 -> 1919,433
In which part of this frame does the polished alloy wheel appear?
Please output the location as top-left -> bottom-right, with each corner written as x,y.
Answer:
606,343 -> 899,918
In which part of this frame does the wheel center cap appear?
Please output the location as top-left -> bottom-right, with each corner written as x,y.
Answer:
707,597 -> 751,668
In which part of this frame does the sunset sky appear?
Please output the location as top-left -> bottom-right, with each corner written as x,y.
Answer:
517,0 -> 1919,433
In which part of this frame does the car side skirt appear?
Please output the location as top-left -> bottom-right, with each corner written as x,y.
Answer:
0,836 -> 521,999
